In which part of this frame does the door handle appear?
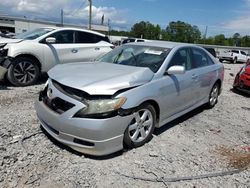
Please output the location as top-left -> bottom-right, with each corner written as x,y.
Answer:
71,49 -> 78,53
95,47 -> 100,50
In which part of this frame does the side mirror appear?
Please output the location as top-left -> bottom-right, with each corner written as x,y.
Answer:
45,37 -> 56,44
167,65 -> 185,75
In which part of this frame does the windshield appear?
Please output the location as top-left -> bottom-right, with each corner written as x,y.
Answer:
98,45 -> 170,73
14,28 -> 54,40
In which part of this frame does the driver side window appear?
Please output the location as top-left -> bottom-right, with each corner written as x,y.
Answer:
168,48 -> 192,70
49,30 -> 74,44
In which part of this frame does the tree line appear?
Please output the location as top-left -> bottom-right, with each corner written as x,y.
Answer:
110,21 -> 250,47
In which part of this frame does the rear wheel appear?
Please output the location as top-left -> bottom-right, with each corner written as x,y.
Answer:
7,57 -> 40,86
124,103 -> 156,148
233,57 -> 237,64
207,83 -> 219,108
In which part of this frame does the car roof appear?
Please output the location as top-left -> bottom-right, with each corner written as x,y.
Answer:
125,40 -> 197,49
39,27 -> 106,37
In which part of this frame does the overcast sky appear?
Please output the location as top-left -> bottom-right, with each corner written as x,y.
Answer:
0,0 -> 250,37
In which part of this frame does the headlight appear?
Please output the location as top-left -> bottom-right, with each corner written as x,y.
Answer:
74,97 -> 127,118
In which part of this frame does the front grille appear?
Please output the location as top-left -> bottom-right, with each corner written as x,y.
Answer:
39,84 -> 75,114
43,97 -> 75,114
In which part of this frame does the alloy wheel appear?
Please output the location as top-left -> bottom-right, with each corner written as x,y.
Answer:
128,109 -> 154,143
13,61 -> 37,84
209,84 -> 219,106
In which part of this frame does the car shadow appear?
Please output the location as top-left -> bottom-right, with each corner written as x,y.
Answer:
231,88 -> 250,98
154,105 -> 206,136
0,81 -> 11,90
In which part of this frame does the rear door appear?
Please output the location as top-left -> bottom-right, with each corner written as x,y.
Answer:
190,47 -> 218,103
74,31 -> 112,61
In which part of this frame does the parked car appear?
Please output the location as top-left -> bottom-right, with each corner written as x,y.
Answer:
35,41 -> 224,156
122,38 -> 148,44
218,49 -> 249,64
0,27 -> 113,86
233,61 -> 250,93
0,32 -> 11,38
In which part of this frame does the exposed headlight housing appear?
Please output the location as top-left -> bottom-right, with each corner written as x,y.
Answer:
0,43 -> 8,58
74,97 -> 127,118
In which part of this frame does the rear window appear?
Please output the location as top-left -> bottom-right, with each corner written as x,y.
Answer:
232,50 -> 239,54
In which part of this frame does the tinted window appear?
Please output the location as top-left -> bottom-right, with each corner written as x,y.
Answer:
168,48 -> 192,70
75,31 -> 96,43
241,51 -> 247,55
137,39 -> 145,42
232,50 -> 239,54
50,30 -> 74,44
192,48 -> 214,68
204,47 -> 216,57
95,35 -> 110,43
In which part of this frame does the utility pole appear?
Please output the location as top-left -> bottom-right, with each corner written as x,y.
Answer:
108,19 -> 110,37
88,0 -> 92,30
61,9 -> 64,26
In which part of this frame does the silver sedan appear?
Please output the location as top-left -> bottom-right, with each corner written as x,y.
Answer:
35,41 -> 224,156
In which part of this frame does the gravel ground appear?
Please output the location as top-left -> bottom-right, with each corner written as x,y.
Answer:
0,63 -> 249,188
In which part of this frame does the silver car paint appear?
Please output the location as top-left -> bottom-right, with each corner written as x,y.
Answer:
48,62 -> 154,95
35,41 -> 224,156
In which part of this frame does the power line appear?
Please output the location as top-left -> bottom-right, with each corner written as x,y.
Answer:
66,1 -> 85,16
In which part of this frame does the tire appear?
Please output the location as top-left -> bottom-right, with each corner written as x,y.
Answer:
124,103 -> 156,148
7,57 -> 40,86
207,83 -> 219,108
233,57 -> 237,64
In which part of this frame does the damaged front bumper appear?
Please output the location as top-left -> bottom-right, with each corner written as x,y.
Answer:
0,44 -> 9,81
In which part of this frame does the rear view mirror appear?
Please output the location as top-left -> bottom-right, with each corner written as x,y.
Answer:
167,65 -> 185,75
45,37 -> 56,44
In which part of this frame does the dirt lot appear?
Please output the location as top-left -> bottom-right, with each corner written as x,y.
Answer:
0,63 -> 249,188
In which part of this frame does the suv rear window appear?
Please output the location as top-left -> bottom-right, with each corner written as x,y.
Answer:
75,31 -> 109,43
232,50 -> 239,54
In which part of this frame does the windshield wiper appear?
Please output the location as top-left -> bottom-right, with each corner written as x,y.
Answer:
131,52 -> 138,66
113,49 -> 123,64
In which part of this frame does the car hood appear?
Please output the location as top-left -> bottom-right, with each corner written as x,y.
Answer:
0,38 -> 23,44
48,62 -> 154,95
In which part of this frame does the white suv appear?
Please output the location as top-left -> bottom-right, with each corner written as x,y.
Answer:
0,27 -> 113,86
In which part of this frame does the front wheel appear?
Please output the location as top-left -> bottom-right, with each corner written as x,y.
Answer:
124,103 -> 156,148
7,57 -> 40,86
207,83 -> 219,108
